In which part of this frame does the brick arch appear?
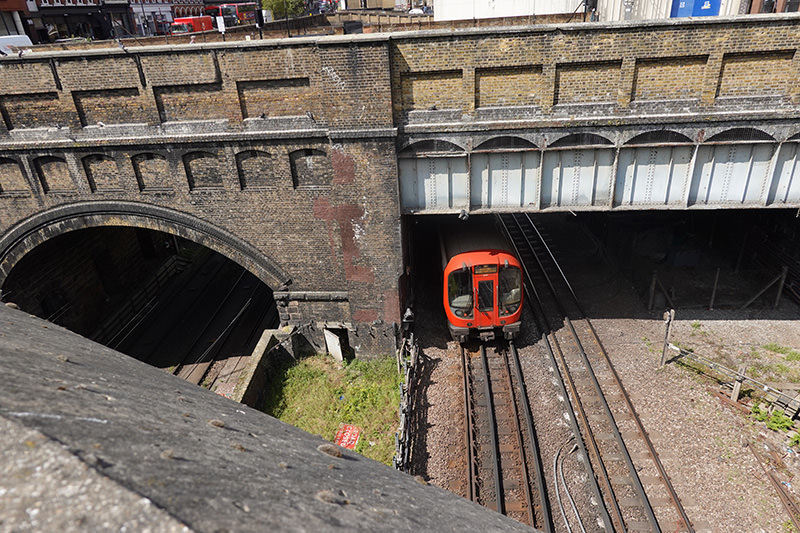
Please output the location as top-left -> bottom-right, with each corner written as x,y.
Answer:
81,154 -> 122,192
288,148 -> 331,189
0,157 -> 29,194
473,136 -> 538,151
548,133 -> 613,148
0,201 -> 292,291
623,130 -> 694,145
132,152 -> 170,191
235,149 -> 273,189
705,127 -> 776,143
32,155 -> 72,192
397,139 -> 466,156
183,151 -> 223,189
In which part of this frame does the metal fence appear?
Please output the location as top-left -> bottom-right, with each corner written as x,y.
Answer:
666,343 -> 800,418
393,318 -> 418,472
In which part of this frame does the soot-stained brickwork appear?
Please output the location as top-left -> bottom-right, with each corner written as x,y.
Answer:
1,16 -> 800,355
0,38 -> 400,356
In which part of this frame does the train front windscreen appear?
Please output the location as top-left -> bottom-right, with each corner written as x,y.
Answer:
447,268 -> 473,319
447,263 -> 521,318
498,266 -> 521,316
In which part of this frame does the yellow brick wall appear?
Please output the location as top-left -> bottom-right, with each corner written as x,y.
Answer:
633,57 -> 706,102
717,51 -> 795,98
477,66 -> 542,108
555,61 -> 621,105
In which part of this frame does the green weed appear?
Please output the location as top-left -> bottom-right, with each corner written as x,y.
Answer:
764,343 -> 800,362
261,354 -> 402,465
752,403 -> 794,432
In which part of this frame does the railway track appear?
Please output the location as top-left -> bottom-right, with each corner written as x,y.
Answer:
115,252 -> 278,387
462,340 -> 553,531
499,212 -> 693,533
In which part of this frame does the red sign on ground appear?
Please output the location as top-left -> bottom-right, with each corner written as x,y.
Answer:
334,423 -> 360,450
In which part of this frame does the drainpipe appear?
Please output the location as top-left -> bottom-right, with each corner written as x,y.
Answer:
12,11 -> 25,35
139,0 -> 148,36
283,0 -> 290,37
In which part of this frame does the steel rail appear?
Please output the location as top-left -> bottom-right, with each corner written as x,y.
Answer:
499,343 -> 535,526
481,343 -> 505,515
497,214 -> 614,533
553,447 -> 571,533
524,213 -> 694,532
131,253 -> 230,365
174,266 -> 249,376
461,345 -> 478,502
751,443 -> 800,530
508,341 -> 554,533
549,320 -> 626,532
504,213 -> 626,528
513,213 -> 660,531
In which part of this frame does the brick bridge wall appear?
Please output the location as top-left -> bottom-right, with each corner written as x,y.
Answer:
1,15 -> 799,355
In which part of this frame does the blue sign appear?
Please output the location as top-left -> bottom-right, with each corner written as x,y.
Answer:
671,0 -> 695,17
692,0 -> 720,15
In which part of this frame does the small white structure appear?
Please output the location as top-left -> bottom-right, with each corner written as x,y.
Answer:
433,0 -> 576,21
432,0 -> 743,22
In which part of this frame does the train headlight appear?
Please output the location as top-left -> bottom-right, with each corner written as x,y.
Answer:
453,308 -> 473,319
499,303 -> 519,316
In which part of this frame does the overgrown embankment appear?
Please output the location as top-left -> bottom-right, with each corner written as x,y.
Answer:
262,354 -> 402,465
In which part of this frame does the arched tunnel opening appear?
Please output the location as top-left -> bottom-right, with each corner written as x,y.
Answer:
0,226 -> 279,387
408,208 -> 800,341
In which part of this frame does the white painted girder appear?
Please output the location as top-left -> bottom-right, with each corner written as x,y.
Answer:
398,141 -> 800,213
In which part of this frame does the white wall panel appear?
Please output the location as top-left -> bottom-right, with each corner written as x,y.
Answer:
449,157 -> 470,210
471,152 -> 540,209
541,149 -> 614,208
434,0 -> 575,21
615,146 -> 693,206
690,144 -> 776,206
769,143 -> 800,205
401,142 -> 798,213
398,156 -> 468,213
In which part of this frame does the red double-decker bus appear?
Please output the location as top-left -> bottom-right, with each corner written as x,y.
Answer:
204,3 -> 256,26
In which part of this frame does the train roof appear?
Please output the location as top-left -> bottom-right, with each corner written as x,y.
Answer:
438,216 -> 515,269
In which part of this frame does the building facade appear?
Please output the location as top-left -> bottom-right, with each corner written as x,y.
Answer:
0,0 -> 29,36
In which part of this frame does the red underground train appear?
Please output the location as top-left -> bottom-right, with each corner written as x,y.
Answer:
440,220 -> 523,343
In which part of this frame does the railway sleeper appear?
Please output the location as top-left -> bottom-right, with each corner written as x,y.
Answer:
625,520 -> 656,531
504,501 -> 527,513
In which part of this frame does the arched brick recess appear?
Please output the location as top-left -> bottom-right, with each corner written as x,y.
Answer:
0,201 -> 291,291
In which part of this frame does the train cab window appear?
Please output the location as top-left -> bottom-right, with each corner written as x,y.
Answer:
477,279 -> 494,313
448,269 -> 473,318
498,266 -> 522,316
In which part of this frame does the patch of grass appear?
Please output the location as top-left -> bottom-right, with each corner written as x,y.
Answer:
261,354 -> 402,466
764,343 -> 800,361
642,336 -> 658,353
747,360 -> 800,384
673,342 -> 694,353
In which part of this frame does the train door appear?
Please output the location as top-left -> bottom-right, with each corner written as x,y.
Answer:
473,266 -> 498,331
